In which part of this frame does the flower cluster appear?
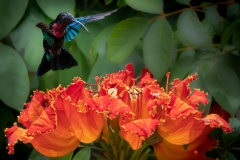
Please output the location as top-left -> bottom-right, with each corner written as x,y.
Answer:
5,64 -> 232,159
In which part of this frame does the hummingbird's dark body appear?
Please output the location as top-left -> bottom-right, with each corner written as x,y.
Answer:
36,10 -> 117,76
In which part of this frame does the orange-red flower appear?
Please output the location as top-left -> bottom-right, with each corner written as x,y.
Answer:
154,134 -> 218,160
5,63 -> 233,160
98,64 -> 169,150
96,64 -> 233,159
5,88 -> 80,157
5,78 -> 110,157
152,73 -> 233,159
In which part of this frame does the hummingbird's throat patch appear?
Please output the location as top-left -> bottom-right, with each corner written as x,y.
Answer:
53,23 -> 65,37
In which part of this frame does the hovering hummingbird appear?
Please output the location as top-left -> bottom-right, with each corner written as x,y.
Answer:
36,9 -> 117,76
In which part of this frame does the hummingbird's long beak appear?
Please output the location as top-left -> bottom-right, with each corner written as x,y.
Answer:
75,21 -> 90,35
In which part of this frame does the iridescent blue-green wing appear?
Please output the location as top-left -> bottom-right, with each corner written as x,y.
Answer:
64,9 -> 117,42
64,22 -> 81,42
42,31 -> 54,46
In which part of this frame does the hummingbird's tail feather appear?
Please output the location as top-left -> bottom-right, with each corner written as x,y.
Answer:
51,48 -> 78,71
36,52 -> 51,77
36,48 -> 78,76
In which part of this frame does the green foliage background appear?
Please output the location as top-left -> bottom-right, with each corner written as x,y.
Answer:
0,0 -> 240,159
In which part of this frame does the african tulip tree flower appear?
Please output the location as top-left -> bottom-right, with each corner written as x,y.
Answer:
5,63 -> 233,160
95,64 -> 233,159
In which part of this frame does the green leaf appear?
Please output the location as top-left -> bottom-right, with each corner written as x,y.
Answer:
72,148 -> 91,160
29,75 -> 39,90
59,41 -> 90,86
205,5 -> 229,35
177,9 -> 212,48
143,18 -> 173,80
38,70 -> 60,91
222,118 -> 240,146
0,0 -> 28,39
88,51 -> 144,84
125,0 -> 163,14
36,0 -> 75,19
201,58 -> 240,116
176,0 -> 191,5
221,19 -> 240,47
0,101 -> 15,146
221,151 -> 237,160
169,56 -> 196,82
105,0 -> 113,5
75,23 -> 103,59
90,24 -> 115,64
226,3 -> 240,22
202,18 -> 216,38
28,149 -> 48,160
49,152 -> 73,160
10,12 -> 45,72
179,49 -> 195,58
108,17 -> 148,63
117,0 -> 127,7
0,44 -> 30,111
174,31 -> 190,47
232,24 -> 240,51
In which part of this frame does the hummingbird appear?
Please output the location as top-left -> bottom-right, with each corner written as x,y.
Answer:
36,9 -> 117,76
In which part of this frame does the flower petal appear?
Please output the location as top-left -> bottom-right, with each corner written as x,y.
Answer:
171,74 -> 197,102
5,123 -> 33,154
109,98 -> 134,120
188,89 -> 209,109
121,119 -> 160,150
54,96 -> 104,143
200,114 -> 233,132
31,110 -> 80,157
168,94 -> 202,118
154,135 -> 217,160
64,77 -> 91,104
19,91 -> 57,135
209,103 -> 231,122
158,111 -> 232,145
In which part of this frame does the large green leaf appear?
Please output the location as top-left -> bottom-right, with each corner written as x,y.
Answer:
177,9 -> 212,48
169,56 -> 196,82
38,70 -> 60,91
221,19 -> 240,47
88,50 -> 144,84
28,149 -> 48,160
125,0 -> 163,14
108,17 -> 148,63
0,44 -> 30,111
201,58 -> 240,116
202,18 -> 216,38
176,0 -> 191,5
10,11 -> 45,72
226,3 -> 240,22
143,18 -> 173,80
72,148 -> 91,160
36,0 -> 75,19
205,5 -> 229,35
232,24 -> 240,51
90,24 -> 115,65
59,41 -> 90,87
0,0 -> 28,39
222,118 -> 240,146
75,23 -> 103,59
0,101 -> 15,148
